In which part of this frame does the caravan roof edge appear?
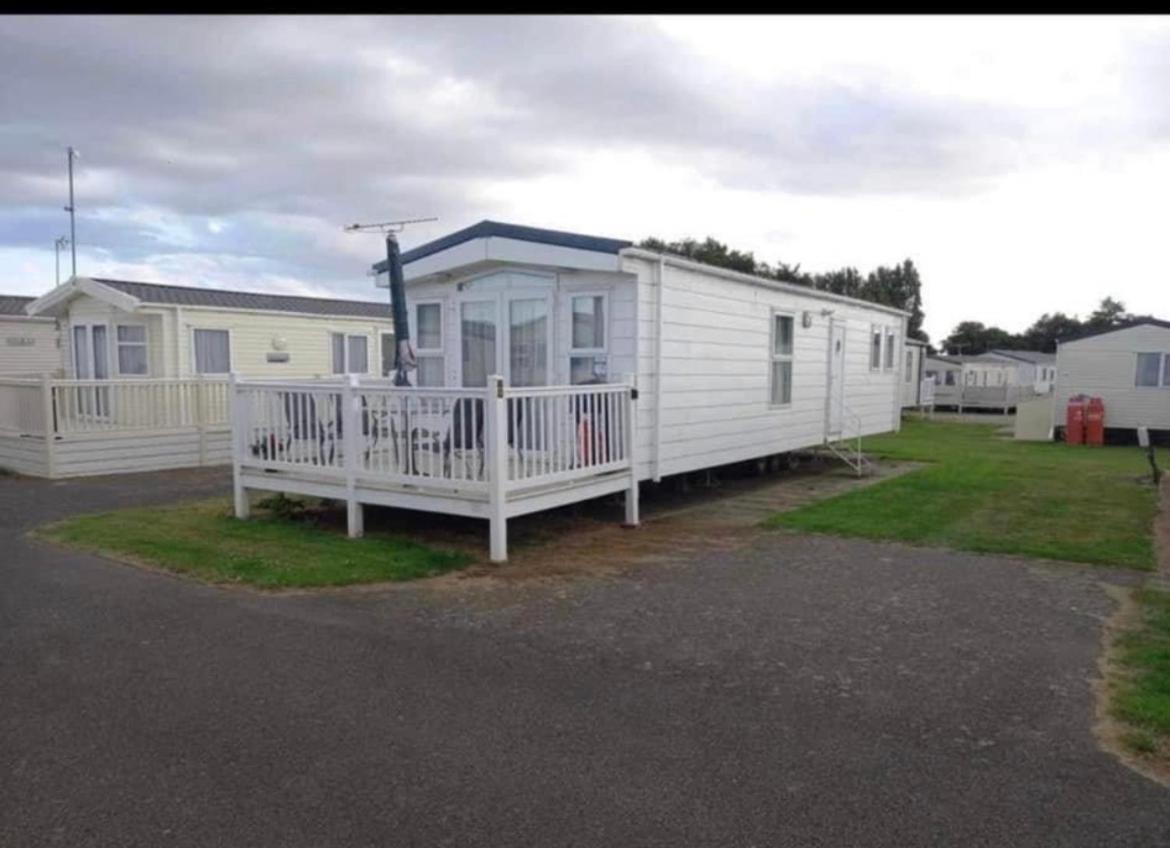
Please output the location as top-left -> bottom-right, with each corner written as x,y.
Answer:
620,247 -> 911,319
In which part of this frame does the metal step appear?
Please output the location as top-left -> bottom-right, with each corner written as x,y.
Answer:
820,439 -> 873,477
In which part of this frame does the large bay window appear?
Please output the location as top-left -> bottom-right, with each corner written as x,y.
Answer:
569,294 -> 607,384
509,298 -> 548,387
769,312 -> 794,406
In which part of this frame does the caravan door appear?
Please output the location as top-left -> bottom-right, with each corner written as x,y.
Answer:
826,319 -> 846,438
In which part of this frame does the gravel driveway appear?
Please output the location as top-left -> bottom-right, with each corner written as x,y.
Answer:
2,469 -> 1167,847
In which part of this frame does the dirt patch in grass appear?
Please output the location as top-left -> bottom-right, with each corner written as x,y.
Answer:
425,456 -> 922,583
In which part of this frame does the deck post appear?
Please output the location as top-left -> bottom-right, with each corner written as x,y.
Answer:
40,373 -> 56,479
229,372 -> 250,519
343,374 -> 364,538
622,373 -> 640,527
195,373 -> 207,466
487,374 -> 508,562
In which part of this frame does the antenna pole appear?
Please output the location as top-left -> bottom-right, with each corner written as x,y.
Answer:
344,216 -> 437,387
66,147 -> 77,279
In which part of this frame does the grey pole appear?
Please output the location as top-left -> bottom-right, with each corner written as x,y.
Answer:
66,147 -> 77,279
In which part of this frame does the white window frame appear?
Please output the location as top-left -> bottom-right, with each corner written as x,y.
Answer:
869,324 -> 882,371
191,328 -> 233,375
1134,352 -> 1170,389
331,331 -> 371,375
883,328 -> 896,371
769,309 -> 795,407
412,300 -> 446,386
568,291 -> 609,385
115,323 -> 149,377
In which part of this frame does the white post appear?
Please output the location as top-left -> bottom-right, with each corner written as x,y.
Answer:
343,373 -> 364,538
487,374 -> 508,562
41,373 -> 56,479
230,372 -> 250,519
195,374 -> 207,466
622,373 -> 640,527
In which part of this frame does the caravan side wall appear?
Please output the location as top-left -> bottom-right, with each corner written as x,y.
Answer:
626,255 -> 904,482
1055,324 -> 1170,431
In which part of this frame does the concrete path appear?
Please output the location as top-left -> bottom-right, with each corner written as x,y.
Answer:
2,469 -> 1168,847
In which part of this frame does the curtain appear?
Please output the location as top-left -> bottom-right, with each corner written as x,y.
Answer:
117,325 -> 148,375
331,333 -> 346,374
91,325 -> 109,379
194,329 -> 230,374
73,326 -> 90,378
347,336 -> 368,374
509,298 -> 547,387
417,304 -> 442,350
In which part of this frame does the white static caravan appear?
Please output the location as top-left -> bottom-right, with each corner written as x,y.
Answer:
0,295 -> 63,377
383,221 -> 907,482
1055,320 -> 1170,435
233,221 -> 907,560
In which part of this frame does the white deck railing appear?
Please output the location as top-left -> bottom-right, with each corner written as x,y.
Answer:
51,378 -> 230,434
0,376 -> 231,437
0,378 -> 49,435
231,375 -> 640,561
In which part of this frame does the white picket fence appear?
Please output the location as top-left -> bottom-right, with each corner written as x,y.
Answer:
231,375 -> 640,561
0,376 -> 231,478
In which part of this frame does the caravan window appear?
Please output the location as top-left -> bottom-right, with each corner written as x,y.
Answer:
904,350 -> 913,382
193,329 -> 230,374
769,312 -> 794,406
570,294 -> 607,384
944,371 -> 957,386
1135,352 -> 1166,387
116,325 -> 148,376
870,326 -> 882,370
331,333 -> 369,375
884,329 -> 896,371
414,302 -> 444,386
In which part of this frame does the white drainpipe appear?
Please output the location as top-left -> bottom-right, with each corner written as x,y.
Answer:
174,306 -> 183,377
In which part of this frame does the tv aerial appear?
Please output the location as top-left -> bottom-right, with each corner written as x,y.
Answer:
344,216 -> 438,387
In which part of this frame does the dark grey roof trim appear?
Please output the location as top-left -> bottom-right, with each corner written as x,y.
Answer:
372,220 -> 633,272
0,294 -> 35,316
92,279 -> 392,320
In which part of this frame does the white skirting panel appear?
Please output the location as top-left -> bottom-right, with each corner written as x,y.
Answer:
0,427 -> 231,479
0,433 -> 50,477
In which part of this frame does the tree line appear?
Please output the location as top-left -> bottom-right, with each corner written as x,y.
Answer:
639,236 -> 927,342
939,297 -> 1157,355
639,236 -> 1155,356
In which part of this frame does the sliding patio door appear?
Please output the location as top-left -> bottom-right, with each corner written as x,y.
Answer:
459,295 -> 551,388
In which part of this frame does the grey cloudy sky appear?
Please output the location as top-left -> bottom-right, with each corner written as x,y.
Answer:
2,15 -> 1168,341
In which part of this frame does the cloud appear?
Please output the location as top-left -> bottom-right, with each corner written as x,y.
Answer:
1,15 -> 1168,341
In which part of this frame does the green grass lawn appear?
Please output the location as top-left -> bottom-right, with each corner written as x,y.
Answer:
766,419 -> 1158,570
1113,589 -> 1170,758
38,497 -> 473,588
